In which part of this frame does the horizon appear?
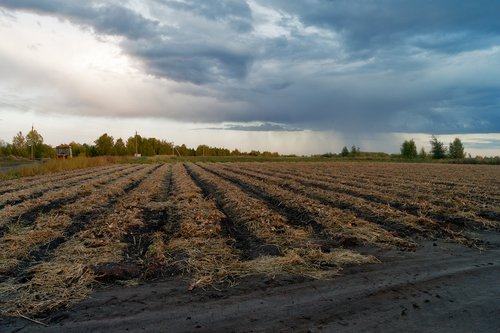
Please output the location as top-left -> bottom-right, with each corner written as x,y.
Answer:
2,123 -> 499,157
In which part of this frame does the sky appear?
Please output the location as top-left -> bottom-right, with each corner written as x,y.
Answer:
0,0 -> 499,156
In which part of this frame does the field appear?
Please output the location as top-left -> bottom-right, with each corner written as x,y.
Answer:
1,161 -> 499,331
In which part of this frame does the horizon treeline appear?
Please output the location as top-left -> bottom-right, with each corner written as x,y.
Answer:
399,136 -> 466,160
0,129 -> 55,159
1,129 -> 498,160
0,131 -> 281,158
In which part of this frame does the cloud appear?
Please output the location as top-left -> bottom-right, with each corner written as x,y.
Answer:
0,0 -> 499,135
156,0 -> 253,32
461,137 -> 500,150
0,0 -> 160,39
266,1 -> 500,53
204,122 -> 302,132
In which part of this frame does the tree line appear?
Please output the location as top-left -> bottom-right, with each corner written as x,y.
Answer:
0,131 -> 281,158
319,136 -> 468,160
400,136 -> 465,160
0,129 -> 476,161
0,129 -> 55,159
89,133 -> 280,157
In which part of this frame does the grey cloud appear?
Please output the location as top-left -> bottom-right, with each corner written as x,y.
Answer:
0,1 -> 499,135
0,0 -> 253,83
465,138 -> 500,150
0,1 -> 160,39
221,122 -> 302,132
266,0 -> 500,53
201,122 -> 302,132
408,32 -> 498,54
91,4 -> 159,39
156,0 -> 253,32
126,37 -> 254,83
219,65 -> 500,135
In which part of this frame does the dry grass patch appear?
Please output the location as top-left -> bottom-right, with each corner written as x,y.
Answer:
166,238 -> 245,290
0,214 -> 71,274
246,247 -> 378,279
145,232 -> 168,263
0,238 -> 124,316
1,156 -> 127,180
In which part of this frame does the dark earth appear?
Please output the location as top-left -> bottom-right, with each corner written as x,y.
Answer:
2,231 -> 499,333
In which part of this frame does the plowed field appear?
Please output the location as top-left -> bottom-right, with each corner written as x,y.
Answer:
1,162 -> 499,332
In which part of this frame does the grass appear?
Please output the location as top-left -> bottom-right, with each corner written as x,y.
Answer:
246,247 -> 379,280
0,156 -> 128,180
0,214 -> 74,275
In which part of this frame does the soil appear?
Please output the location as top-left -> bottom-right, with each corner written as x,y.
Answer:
2,231 -> 499,333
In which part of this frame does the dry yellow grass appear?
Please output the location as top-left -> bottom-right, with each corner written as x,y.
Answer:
204,163 -> 414,249
162,164 -> 243,289
246,247 -> 378,279
0,238 -> 124,316
166,238 -> 244,290
1,156 -> 127,180
145,232 -> 168,264
0,214 -> 71,274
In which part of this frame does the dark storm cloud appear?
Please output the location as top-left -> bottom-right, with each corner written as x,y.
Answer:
266,0 -> 500,53
124,37 -> 254,84
1,0 -> 499,134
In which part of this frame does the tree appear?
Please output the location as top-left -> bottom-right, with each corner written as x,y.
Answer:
26,128 -> 44,159
39,144 -> 56,158
81,143 -> 93,157
26,128 -> 43,146
340,146 -> 349,157
157,140 -> 173,155
429,135 -> 446,159
449,137 -> 465,159
0,139 -> 12,157
400,139 -> 417,159
87,145 -> 98,157
177,144 -> 188,156
418,147 -> 427,159
350,145 -> 360,157
94,133 -> 115,156
141,138 -> 157,156
196,145 -> 211,156
114,138 -> 127,156
70,141 -> 85,157
126,134 -> 143,156
12,131 -> 28,157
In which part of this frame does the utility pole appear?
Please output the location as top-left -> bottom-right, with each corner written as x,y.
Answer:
30,124 -> 34,160
135,130 -> 138,156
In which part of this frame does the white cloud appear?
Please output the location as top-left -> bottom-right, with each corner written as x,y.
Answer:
0,11 -> 246,121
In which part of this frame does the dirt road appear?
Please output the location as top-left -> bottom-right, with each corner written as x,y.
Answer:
2,232 -> 499,333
